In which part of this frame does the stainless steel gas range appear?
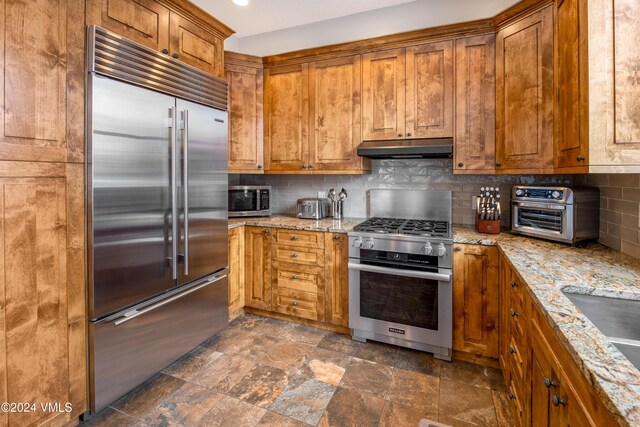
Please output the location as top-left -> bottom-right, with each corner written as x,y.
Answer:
348,190 -> 453,360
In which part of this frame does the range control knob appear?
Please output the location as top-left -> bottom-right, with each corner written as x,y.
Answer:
363,238 -> 375,249
422,242 -> 433,255
436,243 -> 447,257
352,238 -> 363,248
552,190 -> 561,199
515,188 -> 524,197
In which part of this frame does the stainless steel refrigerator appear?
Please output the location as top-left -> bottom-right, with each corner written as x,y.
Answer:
87,26 -> 229,412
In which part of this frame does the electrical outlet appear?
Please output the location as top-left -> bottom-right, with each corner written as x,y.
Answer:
472,196 -> 478,210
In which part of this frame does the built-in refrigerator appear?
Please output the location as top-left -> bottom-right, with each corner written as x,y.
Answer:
87,26 -> 229,412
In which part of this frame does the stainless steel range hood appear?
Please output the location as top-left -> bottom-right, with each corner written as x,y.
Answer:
357,138 -> 453,159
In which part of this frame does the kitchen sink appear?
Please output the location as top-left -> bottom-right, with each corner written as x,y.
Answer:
562,292 -> 640,370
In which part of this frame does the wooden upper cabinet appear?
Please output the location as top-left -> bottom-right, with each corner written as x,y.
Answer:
88,0 -> 232,77
169,13 -> 223,77
555,0 -> 589,171
453,244 -> 499,359
405,41 -> 453,139
0,0 -> 85,163
496,5 -> 554,173
264,64 -> 309,172
309,55 -> 364,171
226,53 -> 264,173
362,48 -> 406,140
454,34 -> 496,173
88,0 -> 170,52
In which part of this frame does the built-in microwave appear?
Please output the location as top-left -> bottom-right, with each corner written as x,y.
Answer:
228,186 -> 271,217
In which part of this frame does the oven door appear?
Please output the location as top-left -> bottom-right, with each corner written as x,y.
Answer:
348,259 -> 452,356
511,201 -> 571,242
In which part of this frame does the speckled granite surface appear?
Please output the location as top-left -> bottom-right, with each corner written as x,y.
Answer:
453,227 -> 640,426
228,215 -> 365,233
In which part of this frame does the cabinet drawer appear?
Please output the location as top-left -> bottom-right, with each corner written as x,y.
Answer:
274,287 -> 320,321
275,229 -> 325,248
274,264 -> 321,294
508,295 -> 527,339
508,334 -> 527,384
273,245 -> 325,266
508,379 -> 526,427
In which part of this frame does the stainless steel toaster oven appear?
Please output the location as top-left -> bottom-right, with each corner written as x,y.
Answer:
511,186 -> 599,244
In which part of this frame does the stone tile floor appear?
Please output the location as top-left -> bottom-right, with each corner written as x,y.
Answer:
81,314 -> 514,427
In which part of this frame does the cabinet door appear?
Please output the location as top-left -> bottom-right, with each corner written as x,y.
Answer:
264,64 -> 310,172
244,227 -> 272,310
87,0 -> 170,52
0,162 -> 86,426
454,35 -> 496,173
0,0 -> 84,163
228,226 -> 245,320
499,253 -> 511,375
226,63 -> 264,173
362,48 -> 406,140
496,6 -> 554,172
169,13 -> 224,77
453,244 -> 499,358
406,41 -> 454,139
325,233 -> 349,327
554,0 -> 589,170
309,55 -> 363,171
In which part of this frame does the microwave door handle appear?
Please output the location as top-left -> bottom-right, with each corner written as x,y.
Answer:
182,109 -> 189,276
348,262 -> 451,282
513,201 -> 566,210
170,106 -> 178,280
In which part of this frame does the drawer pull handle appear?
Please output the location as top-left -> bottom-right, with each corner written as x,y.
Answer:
511,281 -> 518,288
292,301 -> 298,306
551,395 -> 566,407
509,346 -> 517,355
544,377 -> 557,389
455,246 -> 462,251
510,309 -> 519,318
264,229 -> 270,235
291,235 -> 298,240
291,275 -> 300,280
508,392 -> 516,400
291,253 -> 298,258
333,235 -> 340,241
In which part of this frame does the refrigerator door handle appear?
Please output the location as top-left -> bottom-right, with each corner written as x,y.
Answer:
113,271 -> 228,326
183,109 -> 189,275
170,106 -> 178,280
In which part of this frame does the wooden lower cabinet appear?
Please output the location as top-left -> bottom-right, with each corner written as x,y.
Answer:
240,227 -> 348,329
452,244 -> 499,359
499,250 -> 618,427
228,226 -> 245,320
0,162 -> 86,426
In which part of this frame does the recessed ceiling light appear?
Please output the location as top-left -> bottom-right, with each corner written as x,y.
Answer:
232,0 -> 249,6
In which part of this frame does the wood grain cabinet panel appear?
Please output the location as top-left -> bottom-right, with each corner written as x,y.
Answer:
454,34 -> 496,173
453,244 -> 499,358
496,5 -> 554,173
88,0 -> 170,51
169,13 -> 223,77
264,64 -> 309,172
362,48 -> 406,140
226,54 -> 264,173
309,55 -> 364,171
405,41 -> 453,139
228,226 -> 245,320
0,162 -> 86,427
272,263 -> 325,321
0,0 -> 85,163
325,233 -> 349,328
244,227 -> 272,310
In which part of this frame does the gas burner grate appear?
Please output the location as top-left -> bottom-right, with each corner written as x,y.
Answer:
353,217 -> 449,237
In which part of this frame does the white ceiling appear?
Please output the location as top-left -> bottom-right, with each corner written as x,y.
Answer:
191,0 -> 521,56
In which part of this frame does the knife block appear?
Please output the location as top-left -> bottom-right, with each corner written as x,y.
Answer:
475,216 -> 501,234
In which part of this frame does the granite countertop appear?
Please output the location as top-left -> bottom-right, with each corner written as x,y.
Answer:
453,227 -> 640,425
228,217 -> 640,424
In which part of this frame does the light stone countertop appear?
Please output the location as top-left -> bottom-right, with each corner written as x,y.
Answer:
228,217 -> 640,424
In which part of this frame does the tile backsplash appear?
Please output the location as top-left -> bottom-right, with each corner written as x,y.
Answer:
231,159 -> 573,226
573,174 -> 640,258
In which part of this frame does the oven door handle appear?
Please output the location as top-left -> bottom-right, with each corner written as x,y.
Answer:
512,201 -> 566,210
348,262 -> 451,282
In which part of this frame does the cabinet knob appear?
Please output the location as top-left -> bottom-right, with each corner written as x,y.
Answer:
291,235 -> 298,240
551,395 -> 566,407
292,274 -> 300,280
510,309 -> 519,318
172,53 -> 179,59
407,132 -> 412,137
458,162 -> 464,167
309,164 -> 314,169
576,155 -> 585,162
292,300 -> 298,306
511,281 -> 518,288
302,164 -> 308,169
161,48 -> 169,54
543,377 -> 557,389
264,229 -> 270,235
455,246 -> 462,251
509,346 -> 517,355
257,164 -> 263,169
496,162 -> 502,167
333,235 -> 341,241
291,253 -> 298,258
398,133 -> 403,137
508,392 -> 516,400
